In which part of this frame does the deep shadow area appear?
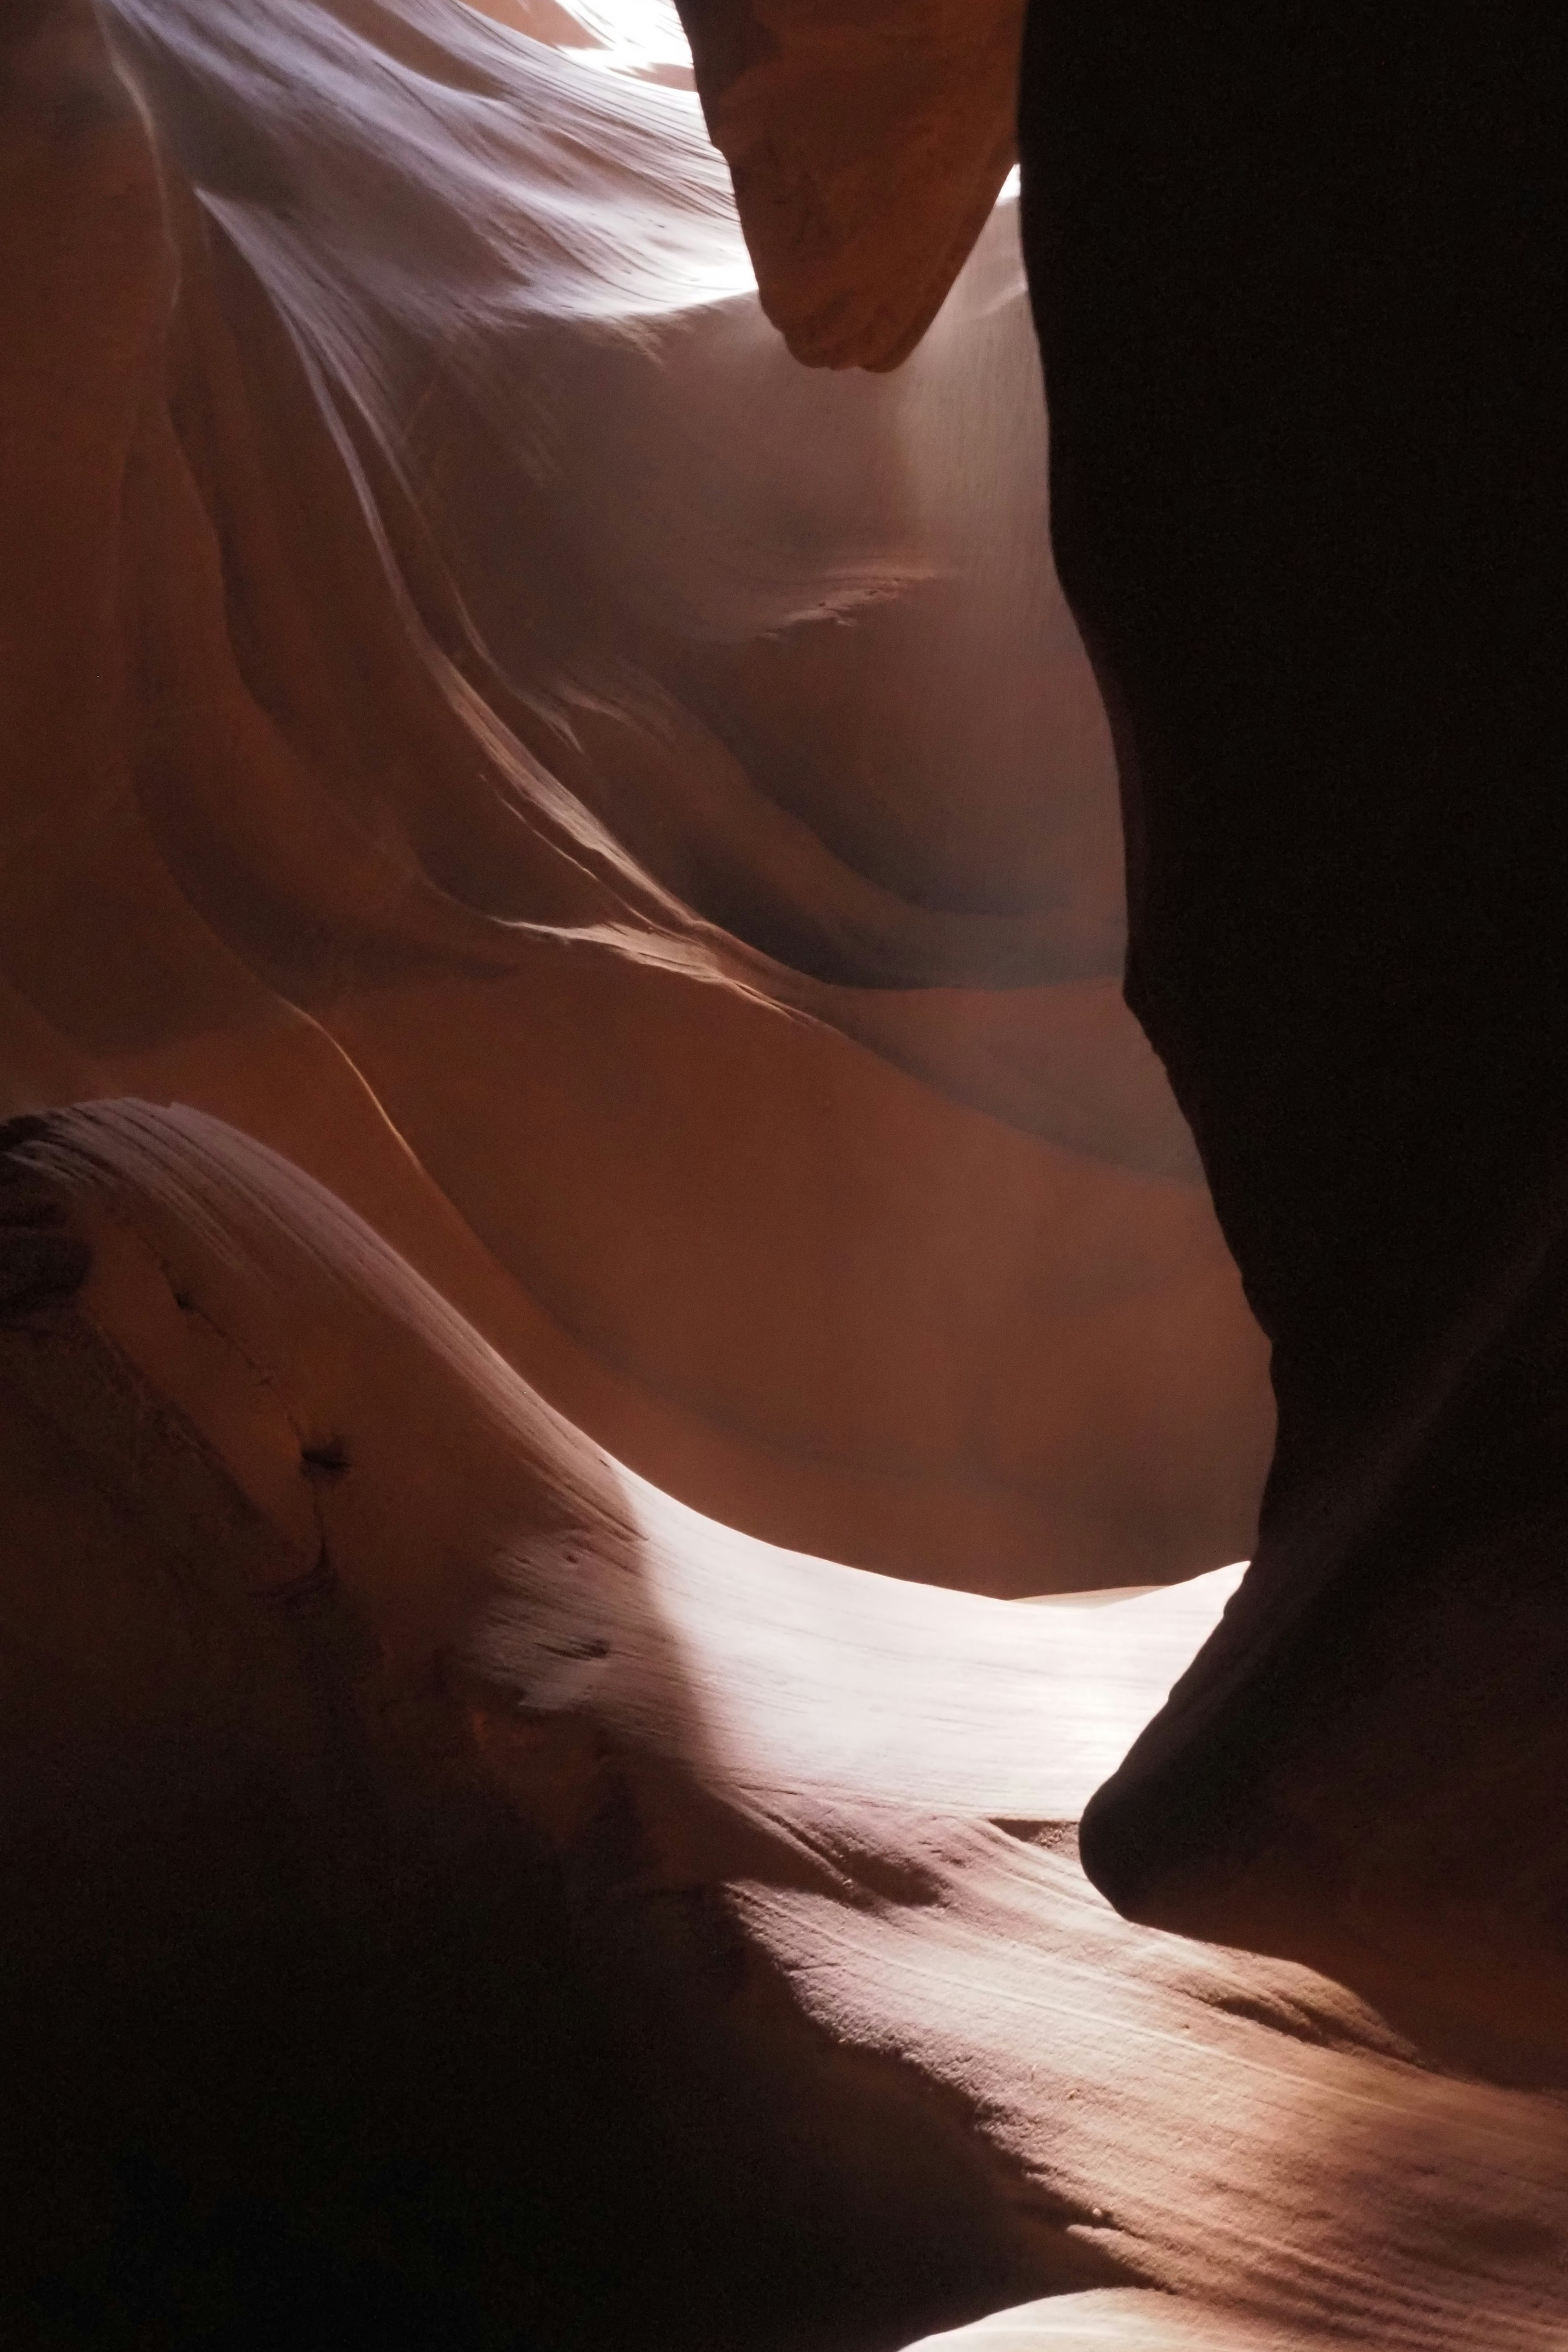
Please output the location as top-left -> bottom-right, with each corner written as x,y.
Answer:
1021,0 -> 1568,2042
0,1758 -> 1029,2352
0,1247 -> 1085,2352
4,1785 -> 664,2352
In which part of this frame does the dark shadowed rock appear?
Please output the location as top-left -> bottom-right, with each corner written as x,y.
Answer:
1014,3 -> 1568,2068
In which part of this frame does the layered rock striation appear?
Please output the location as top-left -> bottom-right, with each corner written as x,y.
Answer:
4,0 -> 1567,2343
0,0 -> 1270,1596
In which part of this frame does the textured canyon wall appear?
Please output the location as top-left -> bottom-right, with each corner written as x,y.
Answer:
5,1100 -> 1566,2348
4,1 -> 1566,2347
0,0 -> 1271,1597
668,0 -> 1568,2077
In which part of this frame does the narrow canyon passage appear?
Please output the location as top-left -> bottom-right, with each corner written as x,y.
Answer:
1,2 -> 1564,2348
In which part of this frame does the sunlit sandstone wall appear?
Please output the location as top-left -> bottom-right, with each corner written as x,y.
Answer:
4,7 -> 1568,2346
6,1102 -> 1568,2352
0,0 -> 1272,1594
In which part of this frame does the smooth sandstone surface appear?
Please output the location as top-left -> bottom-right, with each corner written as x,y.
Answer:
3,1102 -> 1565,2347
674,0 -> 1027,368
5,0 -> 1567,2345
654,0 -> 1568,2079
901,2292 -> 1314,2351
0,0 -> 1272,1596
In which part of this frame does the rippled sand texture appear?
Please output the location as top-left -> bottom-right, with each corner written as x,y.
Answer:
0,0 -> 1271,1595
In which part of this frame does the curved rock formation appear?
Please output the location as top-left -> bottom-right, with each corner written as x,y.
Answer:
1015,5 -> 1568,2071
7,0 -> 1568,2342
675,0 -> 1027,368
659,0 -> 1568,2076
4,1101 -> 1564,2346
0,0 -> 1270,1596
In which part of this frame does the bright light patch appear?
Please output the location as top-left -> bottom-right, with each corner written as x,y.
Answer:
559,0 -> 694,81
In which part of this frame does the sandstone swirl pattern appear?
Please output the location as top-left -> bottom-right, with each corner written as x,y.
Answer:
2,5 -> 1563,2349
0,0 -> 1272,1597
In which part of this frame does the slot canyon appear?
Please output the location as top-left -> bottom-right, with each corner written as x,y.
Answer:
1,2 -> 1563,2346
